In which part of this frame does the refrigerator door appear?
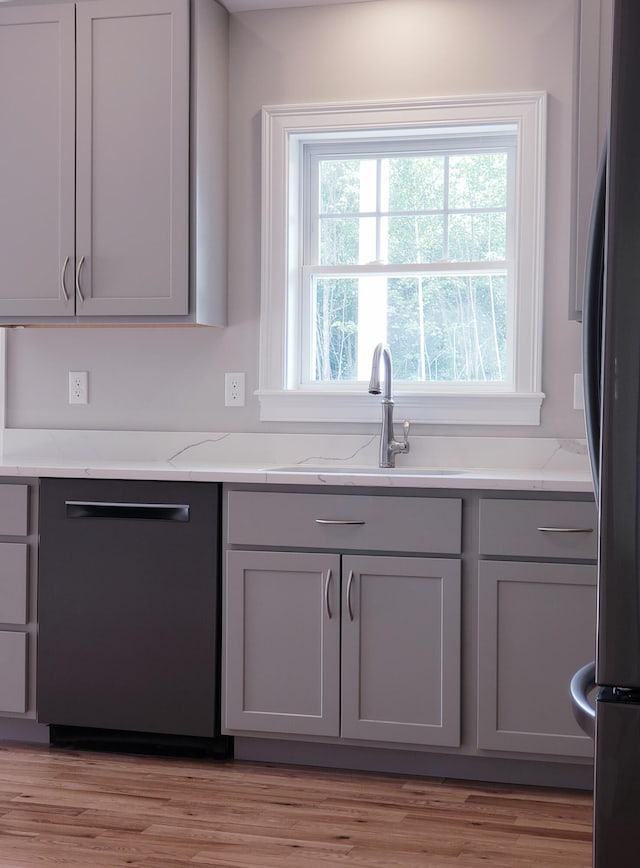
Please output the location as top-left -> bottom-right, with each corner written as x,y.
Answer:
594,697 -> 640,865
596,0 -> 640,690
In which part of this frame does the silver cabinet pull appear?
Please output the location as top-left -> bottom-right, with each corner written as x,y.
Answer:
537,526 -> 594,533
346,569 -> 354,621
75,255 -> 86,303
324,569 -> 333,619
60,256 -> 70,302
315,519 -> 366,526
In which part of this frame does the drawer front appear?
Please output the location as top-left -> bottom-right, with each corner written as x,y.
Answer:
0,484 -> 29,536
0,631 -> 27,713
227,491 -> 462,554
479,499 -> 597,560
0,543 -> 28,625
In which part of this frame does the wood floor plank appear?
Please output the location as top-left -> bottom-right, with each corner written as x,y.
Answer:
0,743 -> 592,866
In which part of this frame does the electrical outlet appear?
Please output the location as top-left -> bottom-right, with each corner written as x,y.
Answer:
69,371 -> 89,405
224,372 -> 245,407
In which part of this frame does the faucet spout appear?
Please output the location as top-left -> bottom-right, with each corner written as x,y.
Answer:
368,343 -> 393,401
368,343 -> 410,468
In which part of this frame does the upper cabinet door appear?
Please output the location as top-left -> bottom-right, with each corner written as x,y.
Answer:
0,4 -> 75,317
75,0 -> 190,317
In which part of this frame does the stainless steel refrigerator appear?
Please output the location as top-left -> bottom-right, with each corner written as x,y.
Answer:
570,0 -> 640,863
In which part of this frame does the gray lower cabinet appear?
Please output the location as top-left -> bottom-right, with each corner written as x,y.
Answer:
340,554 -> 461,747
225,550 -> 340,738
224,549 -> 461,747
477,497 -> 598,758
0,0 -> 227,325
0,482 -> 36,717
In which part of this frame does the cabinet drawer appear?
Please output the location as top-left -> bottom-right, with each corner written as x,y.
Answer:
227,491 -> 462,554
0,485 -> 28,537
0,631 -> 27,713
479,499 -> 597,560
0,543 -> 28,625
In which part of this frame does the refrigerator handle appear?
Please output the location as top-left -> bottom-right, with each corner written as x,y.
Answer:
570,661 -> 596,739
582,145 -> 607,496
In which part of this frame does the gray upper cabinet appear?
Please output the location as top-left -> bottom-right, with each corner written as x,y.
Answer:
75,0 -> 190,317
0,3 -> 76,318
0,0 -> 227,324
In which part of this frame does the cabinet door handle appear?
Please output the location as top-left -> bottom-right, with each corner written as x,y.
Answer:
346,569 -> 354,621
315,519 -> 366,526
536,526 -> 594,533
60,256 -> 70,302
324,569 -> 333,619
75,255 -> 86,303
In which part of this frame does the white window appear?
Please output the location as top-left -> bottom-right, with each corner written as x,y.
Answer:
258,95 -> 546,425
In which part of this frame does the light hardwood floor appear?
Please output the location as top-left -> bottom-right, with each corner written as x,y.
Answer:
0,744 -> 593,867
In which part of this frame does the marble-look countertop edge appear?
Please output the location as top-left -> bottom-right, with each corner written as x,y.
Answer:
0,459 -> 594,492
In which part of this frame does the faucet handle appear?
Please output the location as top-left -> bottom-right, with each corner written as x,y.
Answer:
402,419 -> 410,451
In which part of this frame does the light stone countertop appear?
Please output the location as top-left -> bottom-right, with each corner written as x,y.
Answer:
0,430 -> 594,493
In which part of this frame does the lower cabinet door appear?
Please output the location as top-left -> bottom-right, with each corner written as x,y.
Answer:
0,631 -> 27,713
477,560 -> 597,756
224,550 -> 341,736
340,555 -> 461,747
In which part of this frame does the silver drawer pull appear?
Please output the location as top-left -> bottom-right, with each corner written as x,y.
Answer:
536,526 -> 594,534
315,519 -> 366,526
325,569 -> 333,620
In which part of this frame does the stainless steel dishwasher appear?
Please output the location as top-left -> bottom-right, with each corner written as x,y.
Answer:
37,478 -> 225,752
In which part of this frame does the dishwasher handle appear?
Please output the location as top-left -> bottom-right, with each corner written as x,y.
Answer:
65,501 -> 190,522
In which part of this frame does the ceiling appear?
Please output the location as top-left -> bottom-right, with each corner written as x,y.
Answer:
221,0 -> 374,13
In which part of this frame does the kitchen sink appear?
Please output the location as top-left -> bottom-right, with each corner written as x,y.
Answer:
269,464 -> 466,475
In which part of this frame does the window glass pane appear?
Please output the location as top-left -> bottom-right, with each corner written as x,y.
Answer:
313,278 -> 358,381
387,156 -> 445,211
319,217 -> 361,265
448,153 -> 507,208
388,275 -> 507,382
319,160 -> 361,213
387,215 -> 445,263
312,273 -> 507,384
448,212 -> 507,261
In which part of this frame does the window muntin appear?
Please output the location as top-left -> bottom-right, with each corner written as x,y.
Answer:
303,134 -> 515,386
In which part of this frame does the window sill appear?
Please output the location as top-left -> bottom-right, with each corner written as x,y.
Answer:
257,390 -> 545,426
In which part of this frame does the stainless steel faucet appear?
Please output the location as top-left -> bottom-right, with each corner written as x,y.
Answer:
368,343 -> 410,468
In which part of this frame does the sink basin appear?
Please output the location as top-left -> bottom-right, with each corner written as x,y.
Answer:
269,464 -> 466,475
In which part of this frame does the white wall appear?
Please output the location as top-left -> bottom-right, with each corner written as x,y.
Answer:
6,0 -> 588,438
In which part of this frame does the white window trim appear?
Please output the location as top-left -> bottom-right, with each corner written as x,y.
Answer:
258,93 -> 547,425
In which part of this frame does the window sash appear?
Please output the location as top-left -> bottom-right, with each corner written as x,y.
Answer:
305,141 -> 515,271
301,136 -> 515,389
